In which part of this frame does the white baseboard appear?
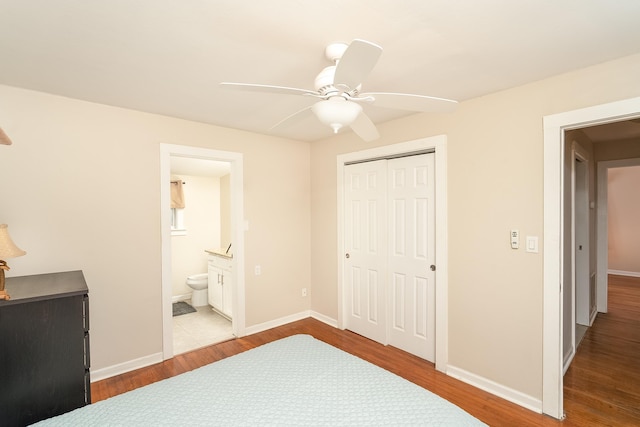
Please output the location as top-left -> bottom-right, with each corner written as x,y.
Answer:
310,310 -> 338,327
563,348 -> 575,375
446,365 -> 542,414
92,311 -> 335,383
242,311 -> 338,336
93,311 -> 543,418
243,310 -> 311,336
91,352 -> 163,383
608,269 -> 640,278
589,307 -> 598,326
172,293 -> 191,303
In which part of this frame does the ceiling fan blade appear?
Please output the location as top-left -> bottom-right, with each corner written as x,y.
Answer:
333,39 -> 382,90
220,82 -> 319,97
350,111 -> 380,142
361,92 -> 458,113
270,105 -> 314,130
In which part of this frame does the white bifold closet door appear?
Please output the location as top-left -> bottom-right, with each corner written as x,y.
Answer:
344,153 -> 435,361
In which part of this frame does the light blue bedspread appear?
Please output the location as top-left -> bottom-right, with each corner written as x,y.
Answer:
34,334 -> 486,426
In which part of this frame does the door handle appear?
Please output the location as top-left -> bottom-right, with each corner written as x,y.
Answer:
345,253 -> 350,259
430,265 -> 436,271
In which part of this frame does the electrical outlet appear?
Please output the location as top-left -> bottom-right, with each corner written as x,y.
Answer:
301,288 -> 307,297
255,265 -> 261,276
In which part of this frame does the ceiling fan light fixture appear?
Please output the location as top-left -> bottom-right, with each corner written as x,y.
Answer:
223,38 -> 456,141
312,97 -> 362,134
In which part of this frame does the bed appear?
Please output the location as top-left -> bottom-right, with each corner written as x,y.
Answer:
34,334 -> 486,426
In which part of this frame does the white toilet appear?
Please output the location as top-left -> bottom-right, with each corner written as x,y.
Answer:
186,273 -> 208,307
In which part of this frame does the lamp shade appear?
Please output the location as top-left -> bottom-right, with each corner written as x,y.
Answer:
0,224 -> 26,259
312,97 -> 362,134
0,127 -> 13,145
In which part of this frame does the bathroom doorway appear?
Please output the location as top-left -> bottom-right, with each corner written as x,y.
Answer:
170,156 -> 233,354
160,144 -> 245,360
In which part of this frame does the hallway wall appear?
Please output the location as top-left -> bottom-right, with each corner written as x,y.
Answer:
608,165 -> 640,275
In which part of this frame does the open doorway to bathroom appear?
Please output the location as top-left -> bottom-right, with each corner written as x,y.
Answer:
169,156 -> 234,354
160,144 -> 245,360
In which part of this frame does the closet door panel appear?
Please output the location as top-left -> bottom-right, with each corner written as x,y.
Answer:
343,153 -> 436,362
387,154 -> 435,361
344,160 -> 388,344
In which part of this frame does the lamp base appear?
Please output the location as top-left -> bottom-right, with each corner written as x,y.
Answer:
0,264 -> 9,300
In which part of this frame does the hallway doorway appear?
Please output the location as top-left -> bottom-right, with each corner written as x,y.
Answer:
543,96 -> 640,418
596,158 -> 640,313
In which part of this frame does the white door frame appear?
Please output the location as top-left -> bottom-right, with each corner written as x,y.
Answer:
596,157 -> 640,313
572,150 -> 590,329
563,143 -> 589,373
337,135 -> 449,372
542,96 -> 640,419
562,141 -> 591,373
159,143 -> 245,359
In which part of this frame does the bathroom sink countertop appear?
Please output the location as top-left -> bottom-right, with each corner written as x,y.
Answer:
205,249 -> 233,259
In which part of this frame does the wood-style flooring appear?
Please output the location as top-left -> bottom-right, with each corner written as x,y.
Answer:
563,274 -> 640,425
92,274 -> 640,426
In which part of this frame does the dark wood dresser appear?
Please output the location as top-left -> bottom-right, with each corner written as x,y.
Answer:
0,270 -> 90,426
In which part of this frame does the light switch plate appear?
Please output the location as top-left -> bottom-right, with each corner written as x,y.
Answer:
526,236 -> 539,253
510,229 -> 519,249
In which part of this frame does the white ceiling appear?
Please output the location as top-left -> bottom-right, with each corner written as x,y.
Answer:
1,1 -> 640,142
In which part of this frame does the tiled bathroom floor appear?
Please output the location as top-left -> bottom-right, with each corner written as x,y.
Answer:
173,302 -> 234,355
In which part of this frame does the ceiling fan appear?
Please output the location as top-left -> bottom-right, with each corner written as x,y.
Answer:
221,39 -> 458,141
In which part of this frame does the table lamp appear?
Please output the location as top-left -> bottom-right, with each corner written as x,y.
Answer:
0,224 -> 26,300
0,127 -> 13,145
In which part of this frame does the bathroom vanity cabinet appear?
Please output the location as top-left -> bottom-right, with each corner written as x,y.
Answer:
207,254 -> 232,318
0,270 -> 90,426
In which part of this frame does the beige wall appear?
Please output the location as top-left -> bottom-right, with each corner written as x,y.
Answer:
310,53 -> 640,401
220,173 -> 232,250
0,84 -> 311,370
171,174 -> 221,298
608,166 -> 640,274
2,51 -> 640,403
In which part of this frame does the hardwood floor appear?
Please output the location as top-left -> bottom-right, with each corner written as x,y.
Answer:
92,275 -> 640,426
563,274 -> 640,425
